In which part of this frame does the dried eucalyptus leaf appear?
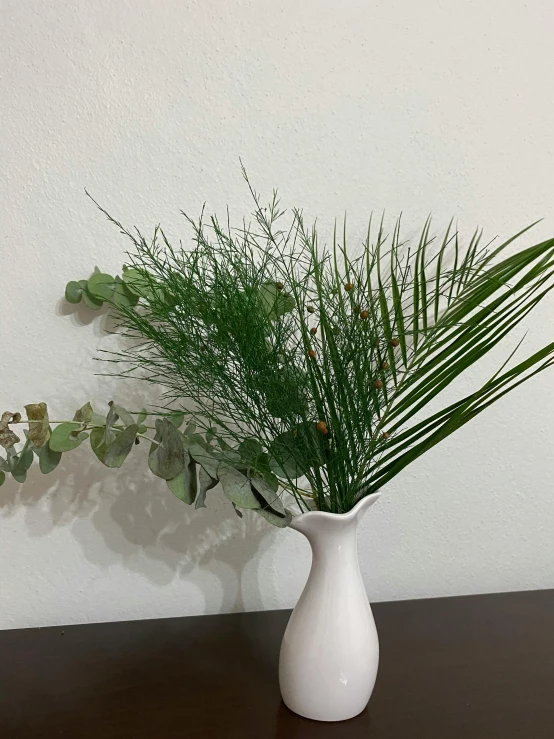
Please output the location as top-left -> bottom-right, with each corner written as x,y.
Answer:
195,467 -> 217,509
73,402 -> 94,424
0,427 -> 20,449
148,419 -> 185,480
103,424 -> 138,468
65,281 -> 83,304
25,403 -> 50,448
49,423 -> 89,453
232,503 -> 243,519
0,411 -> 21,449
167,450 -> 197,504
218,465 -> 260,510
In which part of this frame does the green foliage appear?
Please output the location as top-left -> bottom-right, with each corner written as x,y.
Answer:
65,281 -> 83,304
4,178 -> 553,526
49,423 -> 89,452
0,398 -> 286,523
148,419 -> 185,479
103,424 -> 138,468
88,174 -> 553,515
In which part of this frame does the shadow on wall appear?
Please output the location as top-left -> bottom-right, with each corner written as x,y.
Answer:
1,304 -> 283,616
1,447 -> 280,614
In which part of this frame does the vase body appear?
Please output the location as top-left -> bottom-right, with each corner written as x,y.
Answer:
279,492 -> 381,722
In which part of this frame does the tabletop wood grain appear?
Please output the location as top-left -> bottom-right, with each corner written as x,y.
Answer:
1,589 -> 553,738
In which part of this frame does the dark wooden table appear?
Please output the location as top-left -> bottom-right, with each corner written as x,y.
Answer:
1,590 -> 553,738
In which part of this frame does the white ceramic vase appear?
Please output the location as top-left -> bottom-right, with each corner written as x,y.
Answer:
279,492 -> 381,722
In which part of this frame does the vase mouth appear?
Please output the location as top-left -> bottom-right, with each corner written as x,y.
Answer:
290,491 -> 381,530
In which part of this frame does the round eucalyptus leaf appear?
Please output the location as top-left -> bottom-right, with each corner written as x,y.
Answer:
268,423 -> 325,479
11,447 -> 34,483
167,451 -> 197,504
122,267 -> 152,298
218,465 -> 260,510
148,419 -> 185,480
112,404 -> 135,428
87,272 -> 116,301
255,507 -> 292,528
259,282 -> 296,319
183,436 -> 220,479
112,276 -> 139,310
82,287 -> 104,311
195,467 -> 217,509
37,443 -> 62,474
103,424 -> 138,468
238,438 -> 264,467
90,426 -> 107,463
168,411 -> 185,429
90,411 -> 107,427
65,281 -> 83,304
49,423 -> 89,453
250,474 -> 285,514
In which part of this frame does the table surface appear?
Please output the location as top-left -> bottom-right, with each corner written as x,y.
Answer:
1,589 -> 553,738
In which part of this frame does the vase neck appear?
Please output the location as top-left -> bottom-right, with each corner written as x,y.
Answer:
289,492 -> 381,560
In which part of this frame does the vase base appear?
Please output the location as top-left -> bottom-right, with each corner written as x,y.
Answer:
282,697 -> 369,723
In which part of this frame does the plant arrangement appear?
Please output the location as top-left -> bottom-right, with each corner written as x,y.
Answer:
2,175 -> 553,525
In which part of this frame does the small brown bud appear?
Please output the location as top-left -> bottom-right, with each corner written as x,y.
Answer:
359,310 -> 369,320
381,361 -> 390,370
382,432 -> 390,440
344,282 -> 354,292
310,327 -> 317,336
373,379 -> 384,390
276,281 -> 284,291
308,349 -> 316,358
390,338 -> 400,348
316,421 -> 328,434
307,305 -> 315,313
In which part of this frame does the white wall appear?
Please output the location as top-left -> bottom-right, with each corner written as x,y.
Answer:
1,0 -> 553,630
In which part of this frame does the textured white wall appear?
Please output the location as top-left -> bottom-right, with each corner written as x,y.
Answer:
1,0 -> 553,630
